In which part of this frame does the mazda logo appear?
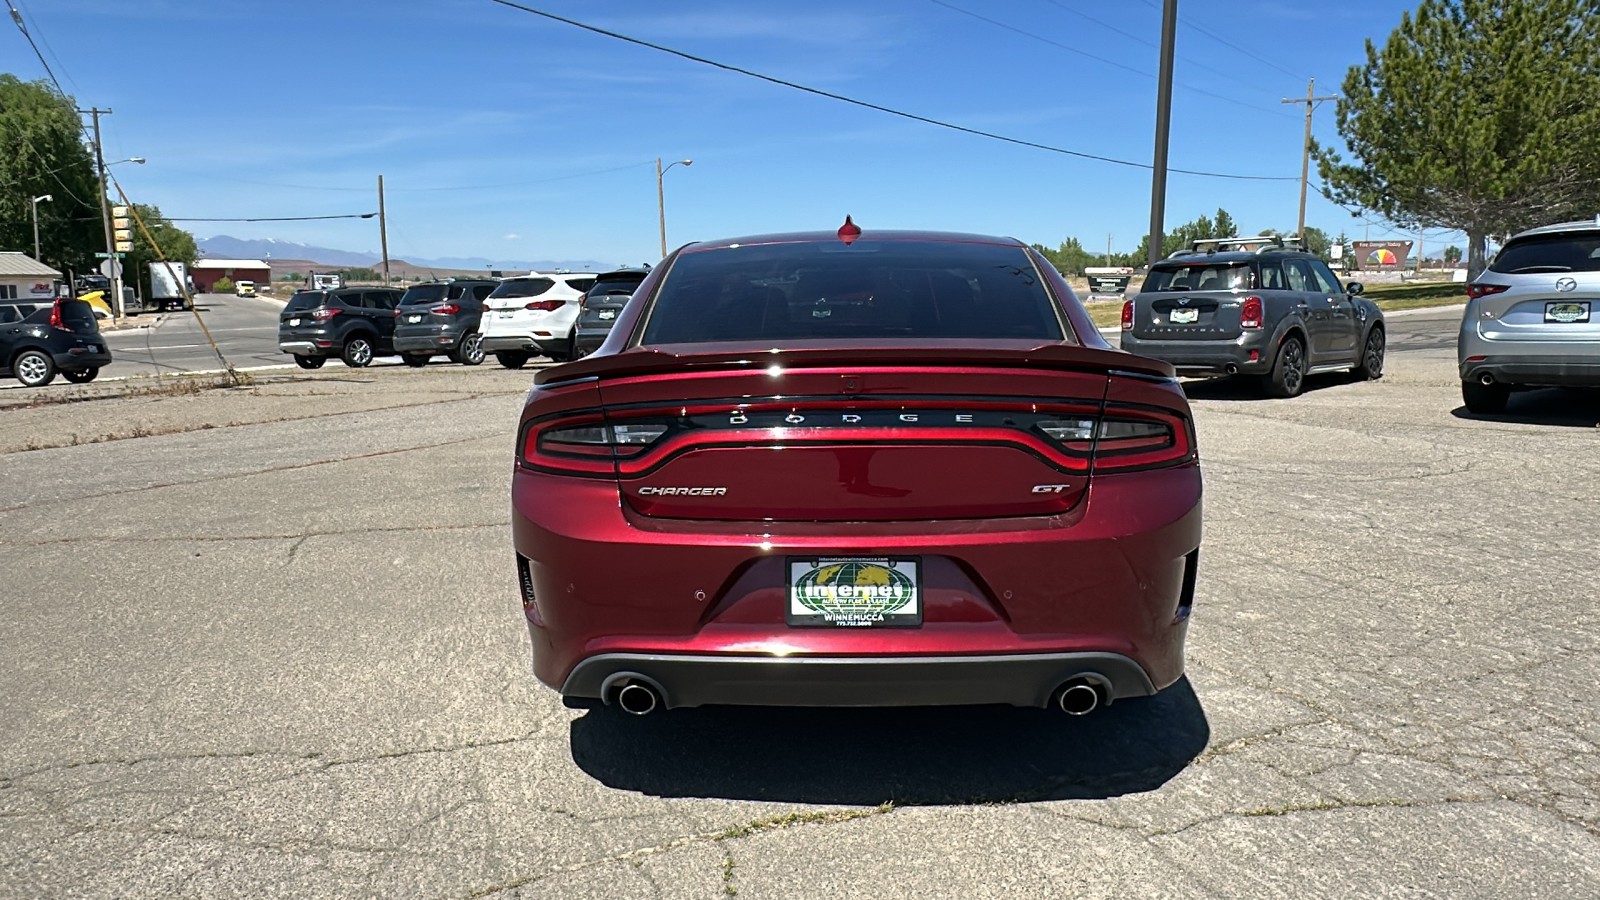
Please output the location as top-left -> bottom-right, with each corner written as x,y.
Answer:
1556,277 -> 1578,293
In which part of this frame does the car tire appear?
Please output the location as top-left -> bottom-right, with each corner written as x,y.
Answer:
294,355 -> 326,370
1462,379 -> 1510,414
402,353 -> 430,368
63,367 -> 99,384
452,332 -> 485,366
1262,335 -> 1307,398
495,351 -> 530,369
13,349 -> 56,387
1353,326 -> 1385,380
342,335 -> 375,368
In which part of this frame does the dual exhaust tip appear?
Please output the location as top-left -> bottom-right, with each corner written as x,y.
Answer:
605,673 -> 1110,717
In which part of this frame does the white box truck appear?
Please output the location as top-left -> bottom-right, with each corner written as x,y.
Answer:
149,261 -> 191,311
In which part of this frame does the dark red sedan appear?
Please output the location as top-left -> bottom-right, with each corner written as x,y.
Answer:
512,224 -> 1201,716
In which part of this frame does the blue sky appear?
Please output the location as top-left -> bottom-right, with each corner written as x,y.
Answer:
6,0 -> 1458,265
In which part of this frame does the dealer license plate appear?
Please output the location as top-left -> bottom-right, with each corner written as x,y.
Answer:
1546,301 -> 1590,324
497,311 -> 515,318
407,314 -> 422,323
1169,308 -> 1200,324
786,557 -> 922,628
288,317 -> 300,326
598,309 -> 616,320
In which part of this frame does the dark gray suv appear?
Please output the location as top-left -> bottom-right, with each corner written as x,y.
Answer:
277,287 -> 405,369
1120,237 -> 1385,397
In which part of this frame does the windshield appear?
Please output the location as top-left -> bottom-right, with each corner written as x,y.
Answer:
1142,262 -> 1253,292
1490,232 -> 1600,274
640,240 -> 1065,344
487,278 -> 554,300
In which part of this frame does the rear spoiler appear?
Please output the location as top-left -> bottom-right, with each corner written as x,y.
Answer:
535,341 -> 1176,386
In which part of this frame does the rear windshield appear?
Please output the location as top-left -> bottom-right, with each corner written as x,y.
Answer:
488,278 -> 554,300
588,274 -> 646,296
640,240 -> 1065,344
399,284 -> 448,305
563,276 -> 597,293
1142,262 -> 1253,292
1490,233 -> 1600,274
284,291 -> 327,312
57,299 -> 98,328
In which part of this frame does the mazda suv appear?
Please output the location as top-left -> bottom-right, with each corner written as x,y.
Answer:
511,225 -> 1202,716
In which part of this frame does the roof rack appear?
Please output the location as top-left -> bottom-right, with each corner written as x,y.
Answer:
1171,235 -> 1303,256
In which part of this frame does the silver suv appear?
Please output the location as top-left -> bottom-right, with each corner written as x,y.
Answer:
1121,236 -> 1385,398
1459,220 -> 1600,413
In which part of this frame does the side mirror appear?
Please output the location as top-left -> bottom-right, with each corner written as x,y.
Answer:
1345,281 -> 1365,295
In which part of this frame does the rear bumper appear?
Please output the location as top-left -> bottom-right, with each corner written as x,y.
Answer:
1119,332 -> 1271,375
394,332 -> 459,353
1460,355 -> 1600,387
52,347 -> 112,369
278,341 -> 321,355
481,335 -> 539,353
561,650 -> 1156,709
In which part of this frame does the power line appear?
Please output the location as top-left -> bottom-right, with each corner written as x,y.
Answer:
1135,0 -> 1306,81
217,160 -> 658,194
483,0 -> 1297,182
5,1 -> 67,95
931,0 -> 1295,118
168,213 -> 379,223
1038,0 -> 1274,96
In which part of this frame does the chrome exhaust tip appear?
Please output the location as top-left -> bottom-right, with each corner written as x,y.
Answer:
1224,364 -> 1239,375
1055,678 -> 1104,716
1479,372 -> 1495,385
615,682 -> 661,716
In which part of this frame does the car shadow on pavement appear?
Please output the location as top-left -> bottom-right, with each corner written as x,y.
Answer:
1450,388 -> 1600,428
1178,374 -> 1352,401
568,677 -> 1208,806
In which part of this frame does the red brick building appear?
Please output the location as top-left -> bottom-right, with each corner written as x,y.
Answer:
192,258 -> 270,292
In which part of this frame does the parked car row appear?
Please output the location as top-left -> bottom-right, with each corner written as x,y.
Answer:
276,267 -> 649,371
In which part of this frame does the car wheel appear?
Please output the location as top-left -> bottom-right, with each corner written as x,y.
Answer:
1262,335 -> 1307,398
452,332 -> 486,366
63,367 -> 99,384
1353,326 -> 1385,380
294,355 -> 326,370
402,353 -> 430,368
13,349 -> 56,387
1462,379 -> 1510,414
342,335 -> 375,368
495,351 -> 530,369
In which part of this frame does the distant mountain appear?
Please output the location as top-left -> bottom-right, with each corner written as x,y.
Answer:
197,235 -> 616,273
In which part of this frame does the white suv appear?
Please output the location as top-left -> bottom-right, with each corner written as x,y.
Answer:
479,272 -> 597,368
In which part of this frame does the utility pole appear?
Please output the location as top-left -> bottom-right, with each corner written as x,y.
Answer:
1146,0 -> 1178,270
1281,79 -> 1338,242
79,107 -> 122,318
1106,233 -> 1113,266
377,174 -> 391,285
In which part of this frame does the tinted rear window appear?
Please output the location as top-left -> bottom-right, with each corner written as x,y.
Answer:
400,285 -> 448,305
488,278 -> 554,300
285,292 -> 327,312
1490,232 -> 1600,274
588,274 -> 646,296
563,277 -> 597,293
57,300 -> 97,327
640,240 -> 1065,344
1142,262 -> 1253,292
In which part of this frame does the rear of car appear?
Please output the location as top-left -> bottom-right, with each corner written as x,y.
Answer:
511,229 -> 1201,716
480,273 -> 597,367
571,267 -> 649,359
1121,258 -> 1273,376
1,298 -> 112,387
235,281 -> 256,298
392,280 -> 497,366
1459,221 -> 1600,413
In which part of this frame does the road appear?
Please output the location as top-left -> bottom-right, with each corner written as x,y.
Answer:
98,293 -> 296,378
1,307 -> 1597,897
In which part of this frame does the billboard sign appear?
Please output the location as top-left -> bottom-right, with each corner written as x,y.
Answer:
1350,240 -> 1413,271
1083,266 -> 1135,298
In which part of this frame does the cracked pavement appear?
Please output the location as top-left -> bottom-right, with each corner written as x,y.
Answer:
2,308 -> 1598,897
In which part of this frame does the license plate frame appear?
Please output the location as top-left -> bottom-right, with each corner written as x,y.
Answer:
407,314 -> 423,323
1545,301 -> 1590,324
786,557 -> 922,628
598,309 -> 616,320
288,317 -> 301,326
1168,308 -> 1200,324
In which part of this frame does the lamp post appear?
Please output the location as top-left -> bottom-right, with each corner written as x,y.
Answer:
656,157 -> 692,259
30,195 -> 52,260
92,154 -> 146,318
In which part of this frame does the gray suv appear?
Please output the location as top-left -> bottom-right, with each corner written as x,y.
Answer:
1120,237 -> 1385,397
1458,220 -> 1600,413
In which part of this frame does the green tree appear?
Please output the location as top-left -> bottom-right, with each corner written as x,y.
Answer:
123,203 -> 199,302
1031,237 -> 1096,275
1444,245 -> 1463,265
1213,208 -> 1237,239
0,75 -> 102,276
1132,208 -> 1240,262
1315,0 -> 1600,278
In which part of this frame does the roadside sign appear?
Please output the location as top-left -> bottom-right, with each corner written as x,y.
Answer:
94,252 -> 127,259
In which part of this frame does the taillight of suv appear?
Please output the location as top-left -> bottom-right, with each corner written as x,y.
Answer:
1466,283 -> 1510,300
49,299 -> 72,332
431,303 -> 460,316
310,307 -> 340,322
1120,299 -> 1133,331
1240,296 -> 1264,330
525,300 -> 564,312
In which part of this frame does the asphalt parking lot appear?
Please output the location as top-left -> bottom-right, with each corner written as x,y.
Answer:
2,308 -> 1598,897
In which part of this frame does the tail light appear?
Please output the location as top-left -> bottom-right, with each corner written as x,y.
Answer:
49,299 -> 71,332
1240,295 -> 1264,330
576,292 -> 590,311
521,416 -> 673,476
525,299 -> 564,312
431,303 -> 460,316
1120,299 -> 1133,331
1035,407 -> 1194,474
1466,283 -> 1510,300
310,307 -> 340,321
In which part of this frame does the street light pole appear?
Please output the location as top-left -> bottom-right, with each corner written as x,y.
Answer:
79,106 -> 122,317
656,157 -> 692,259
30,194 -> 52,260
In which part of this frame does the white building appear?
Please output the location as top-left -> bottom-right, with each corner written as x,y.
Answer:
0,252 -> 62,302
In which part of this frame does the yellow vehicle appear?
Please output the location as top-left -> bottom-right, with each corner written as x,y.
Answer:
75,290 -> 114,319
235,280 -> 257,298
